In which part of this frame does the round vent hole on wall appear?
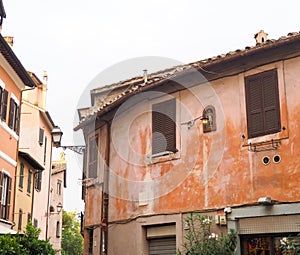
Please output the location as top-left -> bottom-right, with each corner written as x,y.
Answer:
262,156 -> 270,165
273,155 -> 281,163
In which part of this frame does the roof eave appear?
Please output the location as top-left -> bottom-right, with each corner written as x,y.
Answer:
0,34 -> 36,88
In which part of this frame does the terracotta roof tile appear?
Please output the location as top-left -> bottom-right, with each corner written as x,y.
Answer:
75,31 -> 300,130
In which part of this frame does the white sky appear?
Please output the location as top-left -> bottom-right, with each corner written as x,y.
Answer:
2,0 -> 300,212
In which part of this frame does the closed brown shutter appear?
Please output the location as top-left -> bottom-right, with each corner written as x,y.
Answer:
88,135 -> 98,179
8,98 -> 15,129
1,89 -> 8,121
245,69 -> 281,138
152,99 -> 176,154
15,104 -> 19,133
39,128 -> 44,145
0,87 -> 2,116
6,176 -> 11,220
0,172 -> 3,219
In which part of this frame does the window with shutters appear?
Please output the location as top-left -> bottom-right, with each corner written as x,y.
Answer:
0,172 -> 12,220
0,89 -> 8,122
39,128 -> 44,145
18,209 -> 23,231
19,163 -> 24,190
245,69 -> 281,138
8,98 -> 19,133
152,98 -> 177,155
43,136 -> 47,165
35,171 -> 42,191
27,170 -> 32,194
88,135 -> 98,179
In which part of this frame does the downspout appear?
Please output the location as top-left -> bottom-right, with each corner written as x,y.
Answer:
45,138 -> 53,241
102,121 -> 110,255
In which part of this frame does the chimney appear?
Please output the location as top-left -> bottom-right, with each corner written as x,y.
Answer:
143,69 -> 148,84
3,36 -> 13,47
254,30 -> 268,44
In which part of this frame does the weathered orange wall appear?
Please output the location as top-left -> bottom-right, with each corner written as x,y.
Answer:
103,57 -> 300,222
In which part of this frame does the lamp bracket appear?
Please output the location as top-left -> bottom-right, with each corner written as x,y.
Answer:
62,145 -> 85,155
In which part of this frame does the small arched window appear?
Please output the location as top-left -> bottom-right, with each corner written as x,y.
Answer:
203,105 -> 216,133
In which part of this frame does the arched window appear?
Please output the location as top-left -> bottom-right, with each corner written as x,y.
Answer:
203,106 -> 216,133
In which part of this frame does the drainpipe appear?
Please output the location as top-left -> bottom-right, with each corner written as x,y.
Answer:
102,122 -> 110,255
45,139 -> 53,241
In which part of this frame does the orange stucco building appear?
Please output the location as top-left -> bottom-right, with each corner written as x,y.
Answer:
76,31 -> 300,255
0,34 -> 35,233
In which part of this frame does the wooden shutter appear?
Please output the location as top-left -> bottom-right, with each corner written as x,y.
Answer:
15,104 -> 20,133
39,128 -> 44,145
0,87 -> 2,117
0,172 -> 3,219
1,89 -> 8,121
245,69 -> 280,138
152,99 -> 176,154
6,177 -> 11,220
19,163 -> 24,189
8,98 -> 15,129
88,135 -> 98,179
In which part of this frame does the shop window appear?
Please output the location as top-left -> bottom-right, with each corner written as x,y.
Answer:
152,98 -> 177,155
241,234 -> 300,255
245,69 -> 281,138
203,105 -> 216,133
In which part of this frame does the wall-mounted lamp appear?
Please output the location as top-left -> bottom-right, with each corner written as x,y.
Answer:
51,125 -> 85,154
182,115 -> 209,129
56,202 -> 63,213
50,202 -> 63,214
51,126 -> 63,148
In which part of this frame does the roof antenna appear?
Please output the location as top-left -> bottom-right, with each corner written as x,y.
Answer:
143,69 -> 148,84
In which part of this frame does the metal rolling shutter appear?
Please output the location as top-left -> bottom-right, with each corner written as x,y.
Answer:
149,237 -> 176,255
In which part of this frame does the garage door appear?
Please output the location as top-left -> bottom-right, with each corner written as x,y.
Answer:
149,237 -> 176,255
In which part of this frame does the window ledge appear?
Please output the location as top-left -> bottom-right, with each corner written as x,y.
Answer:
146,150 -> 180,164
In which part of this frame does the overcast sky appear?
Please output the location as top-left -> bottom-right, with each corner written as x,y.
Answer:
2,0 -> 300,212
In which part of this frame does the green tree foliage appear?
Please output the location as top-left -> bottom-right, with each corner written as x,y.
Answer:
178,214 -> 237,255
61,210 -> 83,255
0,223 -> 55,255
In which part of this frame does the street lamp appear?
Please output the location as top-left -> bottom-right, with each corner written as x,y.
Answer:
56,202 -> 63,213
51,126 -> 63,148
51,126 -> 85,154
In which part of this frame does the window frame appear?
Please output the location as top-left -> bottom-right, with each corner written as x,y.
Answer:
244,69 -> 281,139
19,163 -> 24,190
1,89 -> 8,122
27,169 -> 32,194
8,97 -> 19,133
88,134 -> 98,179
34,171 -> 42,191
151,98 -> 177,156
0,172 -> 12,220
